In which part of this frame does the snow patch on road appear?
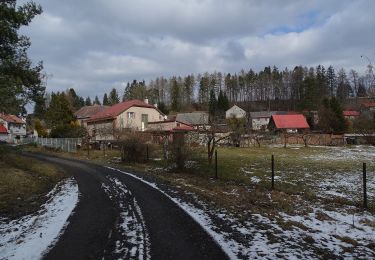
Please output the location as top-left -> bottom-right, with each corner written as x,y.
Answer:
102,176 -> 151,260
0,177 -> 79,260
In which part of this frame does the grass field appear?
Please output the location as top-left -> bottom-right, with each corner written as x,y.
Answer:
30,144 -> 375,212
0,147 -> 65,218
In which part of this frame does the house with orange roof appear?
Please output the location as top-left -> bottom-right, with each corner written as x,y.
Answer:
268,114 -> 310,133
0,113 -> 26,143
86,99 -> 166,140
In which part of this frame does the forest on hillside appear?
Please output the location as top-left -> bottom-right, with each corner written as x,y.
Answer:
41,64 -> 374,116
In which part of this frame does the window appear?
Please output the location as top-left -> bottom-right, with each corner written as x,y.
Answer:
127,112 -> 135,119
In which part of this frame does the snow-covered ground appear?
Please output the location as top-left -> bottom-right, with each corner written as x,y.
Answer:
306,145 -> 375,162
107,165 -> 375,259
0,178 -> 79,260
102,176 -> 151,260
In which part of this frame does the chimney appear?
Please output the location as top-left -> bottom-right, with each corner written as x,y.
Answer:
144,98 -> 149,104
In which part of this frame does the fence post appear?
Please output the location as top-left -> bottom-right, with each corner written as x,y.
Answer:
215,150 -> 218,179
363,162 -> 367,209
271,154 -> 275,190
87,139 -> 90,158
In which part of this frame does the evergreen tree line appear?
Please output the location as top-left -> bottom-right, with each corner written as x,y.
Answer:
96,65 -> 374,114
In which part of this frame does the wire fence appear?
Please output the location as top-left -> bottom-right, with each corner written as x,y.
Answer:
23,137 -> 82,153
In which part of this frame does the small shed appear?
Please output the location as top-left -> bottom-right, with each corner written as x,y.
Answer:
268,114 -> 309,133
148,120 -> 194,132
176,112 -> 209,129
226,105 -> 246,119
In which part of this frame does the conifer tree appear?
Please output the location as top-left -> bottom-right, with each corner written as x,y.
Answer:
209,89 -> 217,117
103,93 -> 109,105
108,88 -> 120,105
0,0 -> 44,114
94,96 -> 101,105
85,96 -> 92,106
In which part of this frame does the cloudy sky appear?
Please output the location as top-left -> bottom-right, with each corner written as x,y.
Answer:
20,0 -> 375,99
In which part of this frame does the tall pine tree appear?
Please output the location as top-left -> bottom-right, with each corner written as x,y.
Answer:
0,1 -> 45,114
102,93 -> 109,105
108,88 -> 120,105
208,89 -> 217,117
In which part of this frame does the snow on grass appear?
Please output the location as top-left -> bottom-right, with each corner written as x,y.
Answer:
106,166 -> 375,259
102,176 -> 151,260
0,177 -> 79,260
305,145 -> 375,162
280,208 -> 375,258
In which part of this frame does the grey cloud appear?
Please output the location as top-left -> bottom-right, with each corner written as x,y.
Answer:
17,0 -> 375,99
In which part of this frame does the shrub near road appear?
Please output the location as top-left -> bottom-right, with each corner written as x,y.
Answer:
0,147 -> 65,217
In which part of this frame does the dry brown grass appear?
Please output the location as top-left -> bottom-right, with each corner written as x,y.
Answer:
0,153 -> 65,218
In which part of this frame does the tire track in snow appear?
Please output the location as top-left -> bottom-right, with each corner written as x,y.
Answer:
102,176 -> 151,260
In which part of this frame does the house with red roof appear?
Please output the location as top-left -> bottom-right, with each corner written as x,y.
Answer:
0,113 -> 26,143
268,114 -> 310,133
86,99 -> 166,140
343,110 -> 360,120
0,124 -> 9,142
361,102 -> 375,112
74,105 -> 109,127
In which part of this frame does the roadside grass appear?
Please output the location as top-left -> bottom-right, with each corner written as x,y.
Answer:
0,148 -> 65,218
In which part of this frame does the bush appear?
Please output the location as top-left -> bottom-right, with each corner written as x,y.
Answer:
120,132 -> 149,163
168,133 -> 191,171
50,124 -> 86,138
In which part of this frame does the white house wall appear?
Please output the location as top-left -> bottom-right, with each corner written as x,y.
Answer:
226,106 -> 246,119
116,106 -> 164,130
252,118 -> 270,130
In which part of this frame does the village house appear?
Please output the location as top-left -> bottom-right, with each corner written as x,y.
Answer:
0,124 -> 8,142
0,113 -> 27,143
361,102 -> 375,112
250,111 -> 277,131
225,105 -> 246,119
147,119 -> 194,132
86,99 -> 165,140
176,112 -> 209,130
343,110 -> 360,121
268,114 -> 309,133
74,105 -> 109,127
249,111 -> 299,131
